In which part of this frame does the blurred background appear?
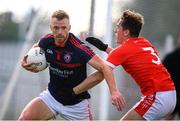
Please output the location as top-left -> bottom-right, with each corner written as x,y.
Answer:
0,0 -> 180,120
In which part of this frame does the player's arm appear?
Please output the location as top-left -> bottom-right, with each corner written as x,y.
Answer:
85,37 -> 113,54
73,71 -> 103,94
74,54 -> 125,111
21,43 -> 39,73
88,55 -> 118,94
88,55 -> 126,111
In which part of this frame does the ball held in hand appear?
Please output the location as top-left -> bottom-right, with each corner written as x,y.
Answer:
26,46 -> 47,71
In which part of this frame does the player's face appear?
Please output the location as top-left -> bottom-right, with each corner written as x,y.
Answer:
50,18 -> 71,45
114,19 -> 127,44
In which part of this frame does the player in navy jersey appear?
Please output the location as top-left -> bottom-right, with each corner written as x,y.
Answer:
19,10 -> 125,120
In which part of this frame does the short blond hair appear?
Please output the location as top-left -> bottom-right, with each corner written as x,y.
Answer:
51,10 -> 69,20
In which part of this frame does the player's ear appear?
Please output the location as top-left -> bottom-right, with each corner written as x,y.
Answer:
68,25 -> 71,31
49,24 -> 53,31
124,29 -> 130,37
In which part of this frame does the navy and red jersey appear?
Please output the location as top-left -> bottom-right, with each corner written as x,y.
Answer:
38,33 -> 95,105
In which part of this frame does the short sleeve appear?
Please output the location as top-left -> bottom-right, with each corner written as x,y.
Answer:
38,38 -> 46,49
38,34 -> 54,50
107,45 -> 129,67
78,44 -> 95,63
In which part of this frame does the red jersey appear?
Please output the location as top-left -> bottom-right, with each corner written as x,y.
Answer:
107,37 -> 175,95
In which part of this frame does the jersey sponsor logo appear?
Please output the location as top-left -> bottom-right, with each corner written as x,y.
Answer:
64,53 -> 72,63
46,49 -> 53,54
49,66 -> 74,78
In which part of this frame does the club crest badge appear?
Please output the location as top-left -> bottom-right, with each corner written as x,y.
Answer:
64,53 -> 71,63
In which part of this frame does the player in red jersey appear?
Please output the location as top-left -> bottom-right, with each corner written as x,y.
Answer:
71,10 -> 176,120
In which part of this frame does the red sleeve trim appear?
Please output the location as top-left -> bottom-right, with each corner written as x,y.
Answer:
43,34 -> 53,38
70,35 -> 94,56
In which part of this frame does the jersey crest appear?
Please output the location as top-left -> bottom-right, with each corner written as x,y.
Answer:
63,53 -> 72,63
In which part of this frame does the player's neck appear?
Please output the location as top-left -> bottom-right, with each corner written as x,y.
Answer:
54,39 -> 68,47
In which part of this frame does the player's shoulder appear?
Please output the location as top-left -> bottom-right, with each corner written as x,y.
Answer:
69,33 -> 83,44
40,34 -> 54,42
69,33 -> 86,48
38,33 -> 54,48
69,33 -> 94,55
172,47 -> 180,55
165,47 -> 180,60
40,33 -> 54,40
43,33 -> 53,38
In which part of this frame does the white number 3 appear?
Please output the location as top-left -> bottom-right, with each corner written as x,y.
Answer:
143,47 -> 161,65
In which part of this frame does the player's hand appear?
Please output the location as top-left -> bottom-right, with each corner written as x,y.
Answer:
111,90 -> 126,111
21,55 -> 39,73
85,37 -> 108,51
60,88 -> 89,100
61,88 -> 76,97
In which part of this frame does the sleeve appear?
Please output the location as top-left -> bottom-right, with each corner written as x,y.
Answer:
70,33 -> 95,63
106,45 -> 130,68
38,38 -> 46,50
78,44 -> 95,63
38,34 -> 53,50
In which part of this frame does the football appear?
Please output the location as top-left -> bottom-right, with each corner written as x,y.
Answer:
26,46 -> 48,71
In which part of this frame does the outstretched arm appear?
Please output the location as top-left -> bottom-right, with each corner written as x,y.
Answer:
73,71 -> 104,94
70,54 -> 126,111
86,37 -> 113,54
85,55 -> 126,111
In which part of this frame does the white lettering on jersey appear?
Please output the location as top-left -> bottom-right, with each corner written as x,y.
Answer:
46,49 -> 53,54
142,47 -> 161,65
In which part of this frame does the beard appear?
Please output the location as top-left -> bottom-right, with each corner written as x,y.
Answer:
53,33 -> 70,47
54,34 -> 65,38
54,34 -> 67,44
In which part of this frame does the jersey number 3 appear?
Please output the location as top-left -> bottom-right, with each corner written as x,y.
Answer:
143,47 -> 161,65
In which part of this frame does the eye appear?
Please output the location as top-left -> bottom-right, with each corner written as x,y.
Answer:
115,25 -> 119,30
61,26 -> 66,30
53,26 -> 59,30
116,24 -> 121,28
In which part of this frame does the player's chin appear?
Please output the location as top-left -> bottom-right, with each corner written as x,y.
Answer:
30,69 -> 39,73
116,39 -> 123,44
56,38 -> 65,43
